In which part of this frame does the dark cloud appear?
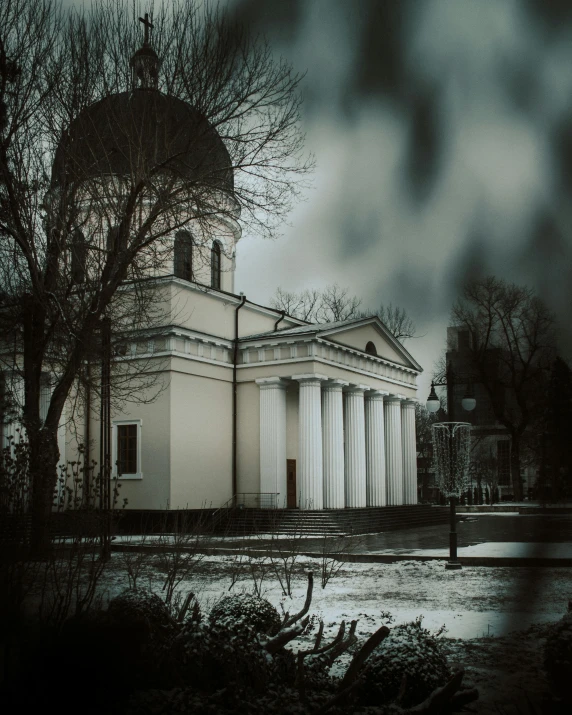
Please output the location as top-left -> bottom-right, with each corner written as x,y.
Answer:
553,112 -> 572,193
526,0 -> 572,28
229,0 -> 304,44
448,221 -> 491,296
229,0 -> 572,373
519,210 -> 572,354
403,84 -> 443,202
351,0 -> 412,104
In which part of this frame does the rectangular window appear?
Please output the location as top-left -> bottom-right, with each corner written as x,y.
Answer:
113,420 -> 142,479
117,424 -> 137,475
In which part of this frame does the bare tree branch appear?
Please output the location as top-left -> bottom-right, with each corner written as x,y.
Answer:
271,284 -> 418,343
450,276 -> 557,499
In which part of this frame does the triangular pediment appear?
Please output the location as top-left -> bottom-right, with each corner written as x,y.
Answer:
317,317 -> 422,372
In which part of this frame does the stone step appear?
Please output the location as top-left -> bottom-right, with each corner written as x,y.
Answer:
215,505 -> 449,536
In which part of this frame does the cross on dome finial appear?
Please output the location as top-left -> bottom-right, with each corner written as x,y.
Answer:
130,12 -> 160,90
139,12 -> 154,46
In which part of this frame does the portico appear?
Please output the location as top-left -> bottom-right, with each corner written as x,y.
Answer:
247,316 -> 422,510
256,373 -> 417,509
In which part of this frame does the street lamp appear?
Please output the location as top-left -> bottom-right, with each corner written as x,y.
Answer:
426,364 -> 476,421
426,364 -> 476,570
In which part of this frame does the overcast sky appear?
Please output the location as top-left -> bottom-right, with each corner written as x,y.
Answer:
227,0 -> 572,401
67,0 -> 572,401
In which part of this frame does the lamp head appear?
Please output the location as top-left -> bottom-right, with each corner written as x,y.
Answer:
461,383 -> 476,412
426,383 -> 440,413
461,395 -> 476,411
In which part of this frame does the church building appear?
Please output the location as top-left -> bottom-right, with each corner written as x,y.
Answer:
2,24 -> 423,513
96,291 -> 422,511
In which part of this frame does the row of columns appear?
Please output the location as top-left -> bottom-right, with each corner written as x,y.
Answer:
257,374 -> 417,510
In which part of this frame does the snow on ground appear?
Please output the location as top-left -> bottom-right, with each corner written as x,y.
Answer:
101,552 -> 570,640
96,550 -> 570,711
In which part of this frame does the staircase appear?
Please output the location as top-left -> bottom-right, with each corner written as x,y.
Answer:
213,505 -> 449,537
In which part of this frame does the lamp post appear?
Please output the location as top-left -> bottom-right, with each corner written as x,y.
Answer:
427,363 -> 476,570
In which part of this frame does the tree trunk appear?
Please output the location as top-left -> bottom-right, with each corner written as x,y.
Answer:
510,434 -> 523,501
28,426 -> 60,558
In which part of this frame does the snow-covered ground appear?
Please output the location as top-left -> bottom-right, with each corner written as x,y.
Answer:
101,552 -> 570,640
96,550 -> 569,711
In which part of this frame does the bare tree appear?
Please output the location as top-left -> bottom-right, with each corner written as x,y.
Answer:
371,302 -> 418,342
414,402 -> 440,502
470,441 -> 499,504
315,284 -> 362,323
271,284 -> 417,341
451,276 -> 557,501
0,0 -> 312,554
270,287 -> 322,322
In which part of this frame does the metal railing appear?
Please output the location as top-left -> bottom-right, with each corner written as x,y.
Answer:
233,492 -> 280,509
211,492 -> 280,530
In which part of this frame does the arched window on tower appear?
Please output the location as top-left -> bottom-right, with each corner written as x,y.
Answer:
174,231 -> 193,281
365,341 -> 377,356
211,240 -> 222,290
71,229 -> 87,284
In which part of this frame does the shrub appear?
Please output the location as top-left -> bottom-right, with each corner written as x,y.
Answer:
165,618 -> 274,694
360,617 -> 450,708
107,588 -> 173,642
543,610 -> 572,702
209,593 -> 281,635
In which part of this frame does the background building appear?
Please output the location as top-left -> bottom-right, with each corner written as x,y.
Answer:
446,326 -> 535,500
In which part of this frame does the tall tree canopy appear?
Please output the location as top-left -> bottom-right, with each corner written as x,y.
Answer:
451,276 -> 557,500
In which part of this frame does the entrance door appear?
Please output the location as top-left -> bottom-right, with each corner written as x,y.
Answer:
286,459 -> 297,508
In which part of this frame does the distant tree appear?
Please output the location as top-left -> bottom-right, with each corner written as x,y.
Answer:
414,402 -> 440,502
270,285 -> 418,342
451,276 -> 557,501
271,284 -> 361,323
270,287 -> 322,322
365,302 -> 418,343
470,441 -> 499,505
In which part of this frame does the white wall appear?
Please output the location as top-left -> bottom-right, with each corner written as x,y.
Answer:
169,368 -> 233,509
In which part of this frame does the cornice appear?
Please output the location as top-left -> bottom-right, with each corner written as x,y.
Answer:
110,330 -> 418,389
238,335 -> 418,375
237,338 -> 418,387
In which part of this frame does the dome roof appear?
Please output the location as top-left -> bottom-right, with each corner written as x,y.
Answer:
52,89 -> 233,193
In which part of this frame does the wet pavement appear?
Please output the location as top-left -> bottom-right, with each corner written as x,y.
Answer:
230,514 -> 572,565
350,514 -> 572,551
114,513 -> 572,564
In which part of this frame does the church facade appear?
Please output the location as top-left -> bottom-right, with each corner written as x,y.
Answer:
1,26 -> 422,513
88,275 -> 422,511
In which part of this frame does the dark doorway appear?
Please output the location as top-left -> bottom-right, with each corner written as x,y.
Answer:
286,459 -> 297,508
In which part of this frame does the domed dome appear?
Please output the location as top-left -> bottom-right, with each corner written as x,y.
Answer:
52,89 -> 233,194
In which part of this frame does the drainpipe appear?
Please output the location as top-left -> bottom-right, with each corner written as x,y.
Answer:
84,363 -> 91,506
232,294 -> 247,505
274,310 -> 286,332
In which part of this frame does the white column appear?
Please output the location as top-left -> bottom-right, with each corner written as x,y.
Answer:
293,374 -> 327,510
365,390 -> 388,506
322,379 -> 347,508
384,395 -> 404,505
256,377 -> 287,507
344,385 -> 368,508
401,399 -> 417,504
